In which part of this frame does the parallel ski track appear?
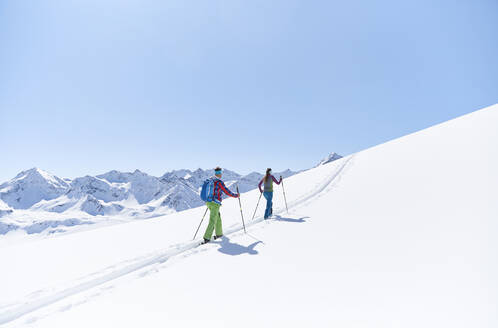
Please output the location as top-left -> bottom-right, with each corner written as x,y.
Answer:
0,155 -> 353,325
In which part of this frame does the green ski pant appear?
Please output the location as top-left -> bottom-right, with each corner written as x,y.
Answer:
203,201 -> 222,240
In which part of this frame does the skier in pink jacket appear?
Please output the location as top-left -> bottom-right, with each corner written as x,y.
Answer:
258,168 -> 282,219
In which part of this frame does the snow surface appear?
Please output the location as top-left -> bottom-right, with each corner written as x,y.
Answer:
0,104 -> 497,327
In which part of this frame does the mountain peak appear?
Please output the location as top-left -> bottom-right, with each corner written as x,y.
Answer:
16,167 -> 45,178
317,152 -> 343,166
1,168 -> 69,209
13,168 -> 68,186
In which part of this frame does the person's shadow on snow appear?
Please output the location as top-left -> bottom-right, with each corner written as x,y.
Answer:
273,215 -> 308,223
214,236 -> 262,256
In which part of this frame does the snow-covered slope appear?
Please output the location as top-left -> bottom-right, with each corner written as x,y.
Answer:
1,104 -> 496,327
0,200 -> 13,217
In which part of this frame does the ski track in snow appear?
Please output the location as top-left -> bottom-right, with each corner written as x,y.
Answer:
0,156 -> 353,326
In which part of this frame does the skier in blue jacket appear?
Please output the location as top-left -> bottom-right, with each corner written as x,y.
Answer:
203,167 -> 239,243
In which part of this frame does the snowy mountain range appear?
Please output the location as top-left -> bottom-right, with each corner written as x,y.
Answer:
0,153 -> 341,235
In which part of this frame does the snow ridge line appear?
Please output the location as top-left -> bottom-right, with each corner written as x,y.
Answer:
0,156 -> 353,325
283,155 -> 354,212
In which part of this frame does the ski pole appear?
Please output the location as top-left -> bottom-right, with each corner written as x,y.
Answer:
193,207 -> 209,240
251,191 -> 263,221
281,176 -> 289,213
236,185 -> 247,233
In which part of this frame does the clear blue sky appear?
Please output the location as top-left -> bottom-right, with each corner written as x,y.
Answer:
1,0 -> 497,182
